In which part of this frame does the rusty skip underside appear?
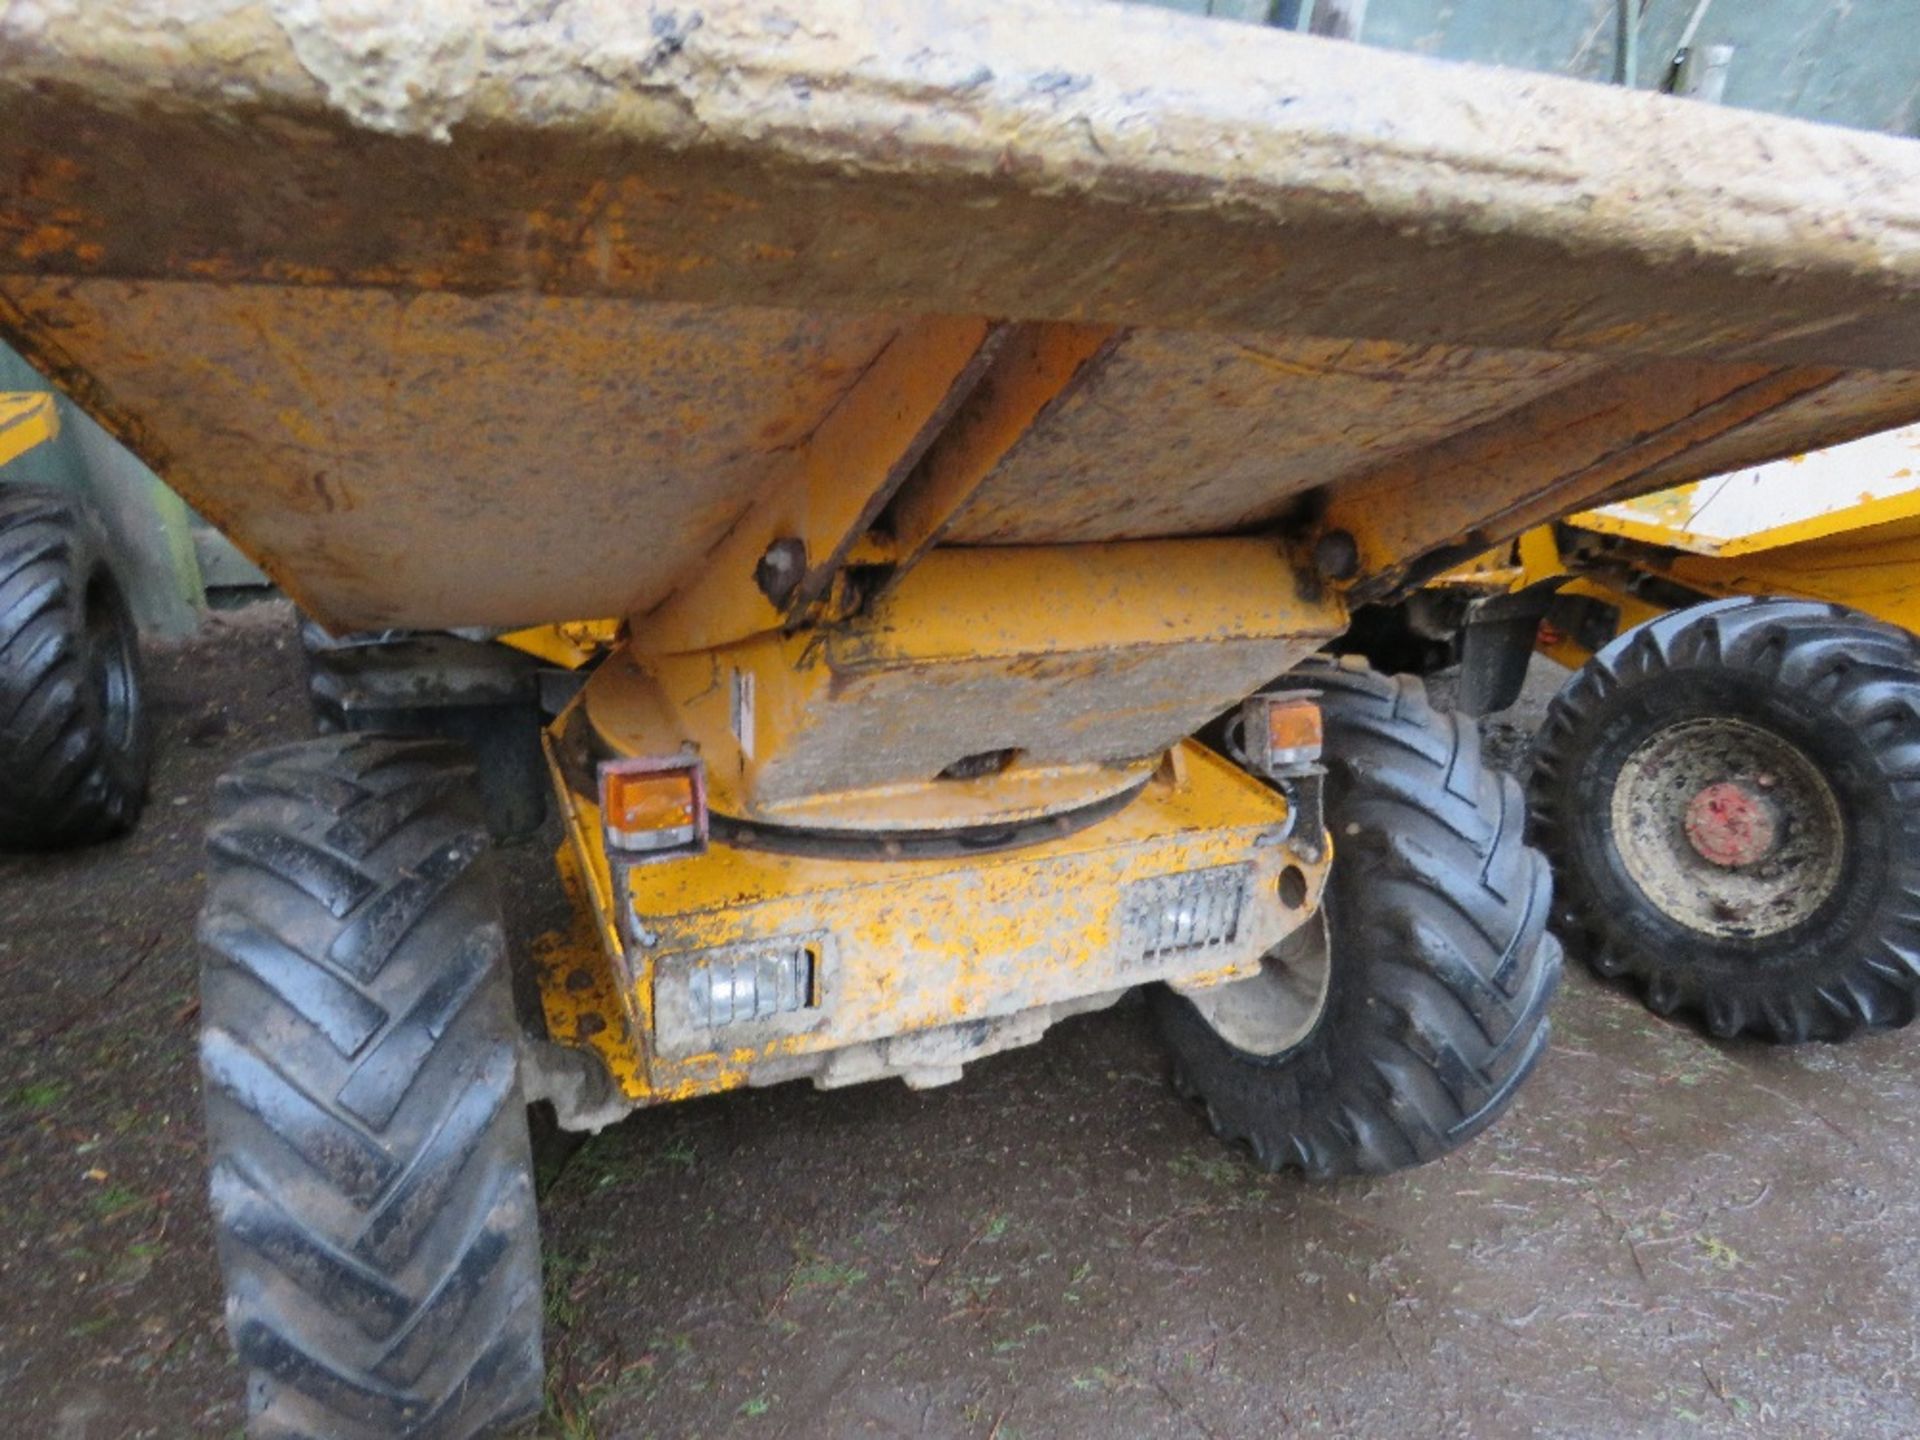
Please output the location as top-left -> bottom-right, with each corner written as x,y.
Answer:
2,0 -> 1920,636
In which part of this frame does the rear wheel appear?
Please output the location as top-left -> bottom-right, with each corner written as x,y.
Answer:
198,735 -> 544,1438
0,484 -> 148,849
1531,597 -> 1920,1042
1153,660 -> 1560,1177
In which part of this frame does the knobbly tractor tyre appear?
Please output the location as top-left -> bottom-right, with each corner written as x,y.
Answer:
300,620 -> 550,841
1532,597 -> 1920,1043
197,735 -> 544,1438
0,483 -> 148,849
1152,659 -> 1561,1177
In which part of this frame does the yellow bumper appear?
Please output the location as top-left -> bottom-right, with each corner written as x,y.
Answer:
538,740 -> 1327,1105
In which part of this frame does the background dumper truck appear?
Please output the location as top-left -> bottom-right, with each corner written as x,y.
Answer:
1391,426 -> 1920,1045
4,1 -> 1920,1435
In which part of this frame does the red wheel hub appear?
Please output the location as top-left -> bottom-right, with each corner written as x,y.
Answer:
1683,780 -> 1777,868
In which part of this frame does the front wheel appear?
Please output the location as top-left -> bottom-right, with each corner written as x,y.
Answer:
198,735 -> 544,1438
1531,597 -> 1920,1043
1153,660 -> 1560,1177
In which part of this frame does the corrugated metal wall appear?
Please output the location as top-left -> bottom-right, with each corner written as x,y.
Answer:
1130,0 -> 1920,138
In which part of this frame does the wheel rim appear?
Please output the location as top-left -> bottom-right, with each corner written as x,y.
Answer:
1609,716 -> 1843,939
84,576 -> 137,753
1183,909 -> 1332,1058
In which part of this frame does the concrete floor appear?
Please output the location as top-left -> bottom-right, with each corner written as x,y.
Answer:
4,607 -> 1919,1439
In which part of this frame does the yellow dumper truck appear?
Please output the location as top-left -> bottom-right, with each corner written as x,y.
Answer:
1413,427 -> 1920,1046
4,2 -> 1920,1434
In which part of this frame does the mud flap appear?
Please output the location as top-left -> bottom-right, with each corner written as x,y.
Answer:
1457,588 -> 1555,715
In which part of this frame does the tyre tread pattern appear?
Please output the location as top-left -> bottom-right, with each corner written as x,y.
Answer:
198,735 -> 542,1439
0,484 -> 147,848
1532,596 -> 1920,1042
1157,659 -> 1561,1177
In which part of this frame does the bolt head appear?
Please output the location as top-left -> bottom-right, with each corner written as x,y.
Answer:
754,537 -> 809,608
1314,529 -> 1360,581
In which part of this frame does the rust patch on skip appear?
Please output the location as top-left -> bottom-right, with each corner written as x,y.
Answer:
2,0 -> 1919,635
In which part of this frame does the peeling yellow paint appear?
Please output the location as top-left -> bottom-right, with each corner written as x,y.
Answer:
544,731 -> 1325,1106
0,390 -> 58,467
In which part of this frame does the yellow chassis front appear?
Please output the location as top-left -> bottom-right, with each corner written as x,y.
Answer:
537,737 -> 1327,1108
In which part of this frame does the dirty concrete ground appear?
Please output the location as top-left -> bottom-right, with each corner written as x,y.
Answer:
5,605 -> 1919,1440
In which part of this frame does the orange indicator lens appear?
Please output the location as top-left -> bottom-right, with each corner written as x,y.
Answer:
1264,698 -> 1323,760
607,771 -> 695,831
600,758 -> 707,856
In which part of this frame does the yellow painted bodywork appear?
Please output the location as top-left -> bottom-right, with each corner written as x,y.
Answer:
1533,577 -> 1666,671
1661,514 -> 1920,636
641,315 -> 1006,653
0,391 -> 56,467
589,647 -> 1159,833
536,843 -> 649,1104
496,619 -> 621,669
1572,481 -> 1920,562
539,731 -> 1326,1106
592,538 -> 1346,825
536,526 -> 1340,1102
1443,476 -> 1920,668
